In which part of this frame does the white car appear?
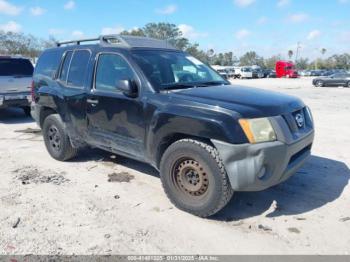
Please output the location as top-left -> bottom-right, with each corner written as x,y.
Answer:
0,56 -> 33,116
236,67 -> 253,79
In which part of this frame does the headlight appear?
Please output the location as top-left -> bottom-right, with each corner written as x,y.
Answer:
239,118 -> 276,144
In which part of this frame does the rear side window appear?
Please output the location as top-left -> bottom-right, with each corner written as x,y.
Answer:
35,51 -> 62,78
59,51 -> 73,82
67,50 -> 91,87
0,59 -> 34,76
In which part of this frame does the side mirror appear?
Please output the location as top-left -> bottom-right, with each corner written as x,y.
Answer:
116,80 -> 138,98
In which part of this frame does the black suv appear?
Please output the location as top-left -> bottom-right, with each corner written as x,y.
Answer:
31,35 -> 314,217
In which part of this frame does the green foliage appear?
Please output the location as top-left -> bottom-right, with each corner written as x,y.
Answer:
0,31 -> 53,58
264,55 -> 282,69
288,50 -> 294,59
295,58 -> 309,70
239,51 -> 264,67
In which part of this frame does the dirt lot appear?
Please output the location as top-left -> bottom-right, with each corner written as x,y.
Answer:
0,77 -> 349,255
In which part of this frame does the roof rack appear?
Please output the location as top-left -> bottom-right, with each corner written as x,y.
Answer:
56,35 -> 176,49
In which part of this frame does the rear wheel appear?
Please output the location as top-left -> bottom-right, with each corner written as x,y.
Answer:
22,106 -> 31,117
42,114 -> 78,161
315,80 -> 323,87
160,139 -> 233,217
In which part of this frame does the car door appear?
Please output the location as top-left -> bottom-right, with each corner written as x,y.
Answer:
86,52 -> 146,161
56,49 -> 92,138
328,74 -> 344,86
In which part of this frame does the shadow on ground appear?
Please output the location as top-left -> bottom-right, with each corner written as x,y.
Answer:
75,149 -> 349,221
0,108 -> 34,124
74,148 -> 159,178
214,155 -> 350,221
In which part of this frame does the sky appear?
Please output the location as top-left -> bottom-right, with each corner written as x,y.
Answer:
0,0 -> 349,60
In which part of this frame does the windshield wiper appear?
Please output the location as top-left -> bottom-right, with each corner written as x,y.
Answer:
161,83 -> 198,90
161,81 -> 229,90
195,81 -> 229,86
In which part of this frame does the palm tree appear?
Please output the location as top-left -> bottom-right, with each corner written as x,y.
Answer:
288,50 -> 294,60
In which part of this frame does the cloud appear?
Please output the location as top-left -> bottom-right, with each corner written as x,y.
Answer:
235,29 -> 251,40
49,28 -> 65,36
257,16 -> 268,25
0,20 -> 21,32
156,4 -> 177,15
72,30 -> 84,38
338,0 -> 349,4
287,13 -> 309,23
277,0 -> 290,7
101,26 -> 125,35
307,30 -> 321,40
30,6 -> 46,16
178,24 -> 208,40
234,0 -> 255,7
64,1 -> 75,10
0,0 -> 22,15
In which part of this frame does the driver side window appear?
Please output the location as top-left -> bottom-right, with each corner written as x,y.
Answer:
95,53 -> 134,92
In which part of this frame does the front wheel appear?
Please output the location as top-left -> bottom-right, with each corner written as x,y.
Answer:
315,80 -> 323,87
160,139 -> 233,217
42,114 -> 78,161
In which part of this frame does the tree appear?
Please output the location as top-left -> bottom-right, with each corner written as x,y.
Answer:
120,28 -> 145,37
264,55 -> 282,69
295,58 -> 309,70
288,50 -> 294,60
321,48 -> 327,56
121,22 -> 190,51
0,31 -> 50,58
239,51 -> 264,67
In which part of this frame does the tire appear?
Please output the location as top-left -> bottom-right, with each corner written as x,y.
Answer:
42,114 -> 78,161
346,82 -> 350,88
315,80 -> 323,87
160,139 -> 234,217
22,106 -> 31,117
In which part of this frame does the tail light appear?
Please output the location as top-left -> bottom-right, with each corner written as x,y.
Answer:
31,80 -> 35,103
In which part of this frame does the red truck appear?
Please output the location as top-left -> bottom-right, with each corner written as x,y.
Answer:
276,61 -> 298,78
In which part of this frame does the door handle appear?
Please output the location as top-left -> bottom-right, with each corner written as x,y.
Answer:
87,98 -> 99,106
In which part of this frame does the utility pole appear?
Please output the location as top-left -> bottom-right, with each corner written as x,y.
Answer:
295,41 -> 301,63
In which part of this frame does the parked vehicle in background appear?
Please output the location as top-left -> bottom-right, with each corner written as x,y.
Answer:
236,66 -> 253,79
275,61 -> 298,78
216,69 -> 229,80
298,70 -> 309,77
312,73 -> 350,87
252,69 -> 264,78
211,65 -> 229,80
264,69 -> 277,78
31,35 -> 314,217
0,56 -> 34,116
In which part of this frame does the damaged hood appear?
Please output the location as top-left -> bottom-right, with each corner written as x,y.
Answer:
170,85 -> 305,118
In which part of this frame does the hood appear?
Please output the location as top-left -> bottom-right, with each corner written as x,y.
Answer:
170,85 -> 305,118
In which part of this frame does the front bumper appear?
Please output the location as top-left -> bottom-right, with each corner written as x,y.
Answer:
212,112 -> 314,191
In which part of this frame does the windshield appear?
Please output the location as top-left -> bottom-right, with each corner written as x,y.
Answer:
0,59 -> 34,77
131,50 -> 227,90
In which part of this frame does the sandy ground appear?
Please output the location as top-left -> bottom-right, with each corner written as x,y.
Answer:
0,77 -> 349,255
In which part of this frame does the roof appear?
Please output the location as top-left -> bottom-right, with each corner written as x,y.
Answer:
56,35 -> 177,50
0,55 -> 31,60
